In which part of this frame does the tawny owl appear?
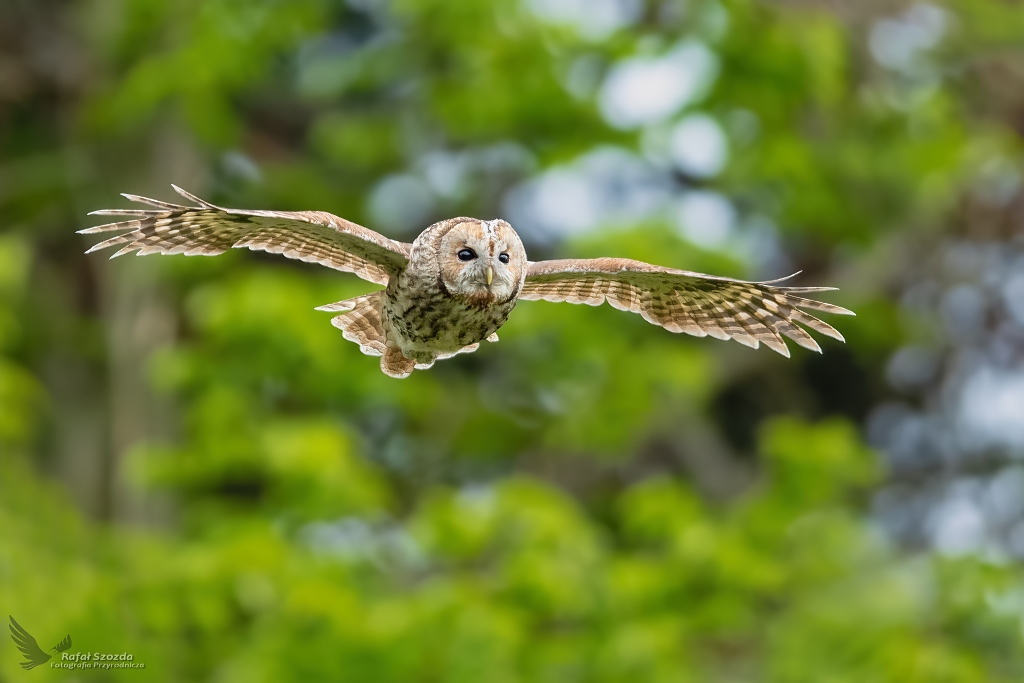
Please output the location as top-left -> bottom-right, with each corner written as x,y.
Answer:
81,186 -> 854,378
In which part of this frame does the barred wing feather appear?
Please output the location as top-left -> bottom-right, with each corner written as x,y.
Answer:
80,186 -> 411,285
521,258 -> 854,357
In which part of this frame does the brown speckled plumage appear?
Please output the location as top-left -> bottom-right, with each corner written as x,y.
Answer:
81,186 -> 854,378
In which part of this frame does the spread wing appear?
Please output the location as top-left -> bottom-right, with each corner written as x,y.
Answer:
9,616 -> 52,670
53,634 -> 72,653
521,258 -> 854,357
79,186 -> 412,285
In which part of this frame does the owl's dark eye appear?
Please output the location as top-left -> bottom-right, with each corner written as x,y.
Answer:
498,252 -> 510,264
457,248 -> 477,261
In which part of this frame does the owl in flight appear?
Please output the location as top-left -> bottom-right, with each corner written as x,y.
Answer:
81,186 -> 853,378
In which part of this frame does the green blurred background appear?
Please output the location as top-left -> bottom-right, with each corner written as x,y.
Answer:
3,0 -> 1024,679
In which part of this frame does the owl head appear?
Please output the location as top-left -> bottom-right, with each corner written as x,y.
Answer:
435,219 -> 527,304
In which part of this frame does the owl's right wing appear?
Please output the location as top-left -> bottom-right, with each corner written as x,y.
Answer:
80,186 -> 412,285
521,258 -> 854,357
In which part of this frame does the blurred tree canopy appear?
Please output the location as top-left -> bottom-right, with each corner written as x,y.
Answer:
2,0 -> 1024,680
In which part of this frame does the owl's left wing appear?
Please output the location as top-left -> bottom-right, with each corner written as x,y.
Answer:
80,186 -> 411,285
521,258 -> 854,357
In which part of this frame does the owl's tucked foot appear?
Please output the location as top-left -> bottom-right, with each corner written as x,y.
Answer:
410,342 -> 482,371
381,346 -> 417,378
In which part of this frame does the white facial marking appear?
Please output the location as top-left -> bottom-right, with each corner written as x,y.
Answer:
481,219 -> 500,257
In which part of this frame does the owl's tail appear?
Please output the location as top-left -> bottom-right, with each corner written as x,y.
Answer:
316,292 -> 388,356
315,292 -> 418,378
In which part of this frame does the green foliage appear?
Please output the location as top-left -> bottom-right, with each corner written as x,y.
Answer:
5,419 -> 1023,681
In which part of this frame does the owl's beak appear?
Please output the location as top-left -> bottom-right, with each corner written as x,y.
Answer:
486,265 -> 494,286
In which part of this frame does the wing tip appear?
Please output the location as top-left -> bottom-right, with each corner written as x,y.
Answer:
758,270 -> 802,285
759,336 -> 791,358
171,184 -> 217,209
822,304 -> 856,316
